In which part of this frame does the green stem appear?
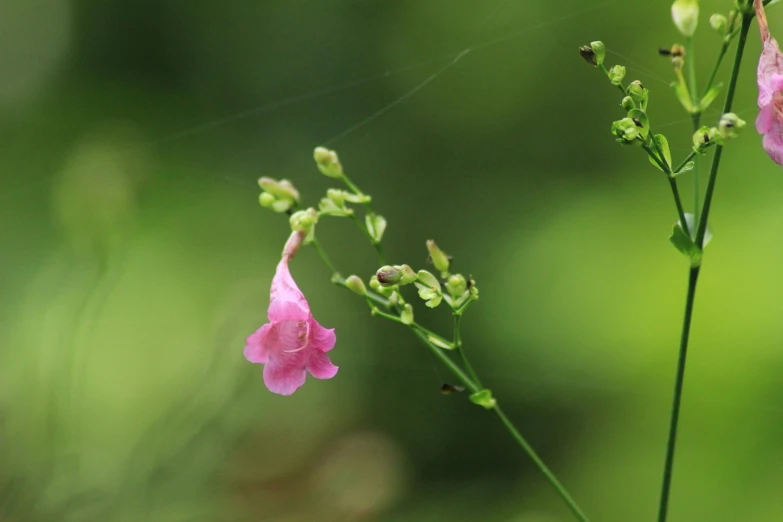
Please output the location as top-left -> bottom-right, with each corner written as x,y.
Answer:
311,238 -> 340,276
690,114 -> 701,230
673,151 -> 698,176
695,14 -> 752,248
656,14 -> 753,522
493,406 -> 592,522
656,266 -> 700,522
313,238 -> 590,522
667,178 -> 690,238
341,174 -> 386,265
453,314 -> 482,387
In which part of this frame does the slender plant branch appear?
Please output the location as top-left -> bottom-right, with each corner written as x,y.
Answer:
667,178 -> 690,237
453,314 -> 482,387
695,13 -> 753,248
673,151 -> 698,176
656,13 -> 754,522
312,237 -> 591,522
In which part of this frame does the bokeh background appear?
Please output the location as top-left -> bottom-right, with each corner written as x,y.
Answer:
2,0 -> 783,520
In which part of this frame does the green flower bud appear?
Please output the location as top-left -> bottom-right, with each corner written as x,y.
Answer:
445,274 -> 467,299
611,118 -> 641,144
259,191 -> 276,208
369,275 -> 381,291
710,13 -> 728,34
345,275 -> 366,296
627,80 -> 647,104
672,0 -> 699,37
621,96 -> 635,111
365,213 -> 387,243
326,188 -> 345,206
579,45 -> 597,66
692,126 -> 714,153
400,303 -> 414,325
289,208 -> 318,234
376,265 -> 402,285
313,146 -> 344,178
590,41 -> 606,66
717,112 -> 746,141
258,177 -> 300,202
426,240 -> 450,273
607,65 -> 626,86
398,264 -> 417,285
469,389 -> 497,410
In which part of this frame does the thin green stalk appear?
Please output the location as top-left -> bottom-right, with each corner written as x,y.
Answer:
690,113 -> 701,230
341,173 -> 386,265
667,177 -> 690,238
673,151 -> 697,176
657,267 -> 700,522
695,13 -> 752,248
314,238 -> 591,522
656,14 -> 753,522
453,314 -> 482,387
311,238 -> 340,276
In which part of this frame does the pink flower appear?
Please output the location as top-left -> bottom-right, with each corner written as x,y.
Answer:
244,231 -> 338,395
755,0 -> 783,166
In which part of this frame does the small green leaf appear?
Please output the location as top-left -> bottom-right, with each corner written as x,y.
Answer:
699,82 -> 723,112
365,213 -> 387,243
670,223 -> 702,266
469,389 -> 497,409
672,161 -> 694,177
647,134 -> 672,172
672,81 -> 695,113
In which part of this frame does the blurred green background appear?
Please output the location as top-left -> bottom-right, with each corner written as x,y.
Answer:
2,0 -> 783,520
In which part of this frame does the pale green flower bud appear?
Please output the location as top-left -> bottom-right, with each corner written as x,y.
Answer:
376,265 -> 401,285
672,0 -> 699,37
607,65 -> 626,86
400,304 -> 414,325
426,240 -> 450,273
717,112 -> 746,141
289,208 -> 318,234
590,41 -> 606,66
345,275 -> 366,296
710,13 -> 728,34
313,146 -> 344,178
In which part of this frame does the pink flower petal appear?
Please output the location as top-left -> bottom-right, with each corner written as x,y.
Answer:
244,324 -> 271,363
763,121 -> 783,165
263,359 -> 307,396
307,351 -> 339,380
309,319 -> 336,352
265,320 -> 309,354
757,103 -> 775,134
270,260 -> 310,315
268,300 -> 309,323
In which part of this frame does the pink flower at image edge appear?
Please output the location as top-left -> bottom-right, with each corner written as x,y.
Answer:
244,231 -> 338,396
755,0 -> 783,166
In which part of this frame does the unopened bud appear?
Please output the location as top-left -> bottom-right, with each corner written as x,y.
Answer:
607,65 -> 626,86
579,45 -> 597,66
710,13 -> 728,34
621,96 -> 635,111
590,41 -> 605,66
611,118 -> 641,144
445,274 -> 467,299
672,0 -> 699,37
376,265 -> 402,285
426,240 -> 450,273
627,81 -> 647,104
289,208 -> 318,234
692,126 -> 714,153
258,177 -> 300,202
400,303 -> 414,325
326,188 -> 345,207
313,146 -> 344,178
717,112 -> 746,141
399,264 -> 417,285
259,191 -> 276,208
345,275 -> 366,296
369,275 -> 381,291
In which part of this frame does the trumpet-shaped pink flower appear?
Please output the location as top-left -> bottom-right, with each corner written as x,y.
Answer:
755,0 -> 783,166
244,231 -> 338,395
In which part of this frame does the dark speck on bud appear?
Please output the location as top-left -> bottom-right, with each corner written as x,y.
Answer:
440,383 -> 465,395
659,48 -> 673,56
376,265 -> 402,285
632,118 -> 643,127
579,45 -> 597,66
